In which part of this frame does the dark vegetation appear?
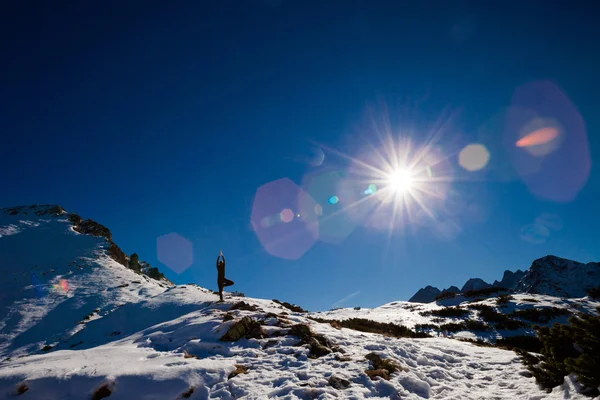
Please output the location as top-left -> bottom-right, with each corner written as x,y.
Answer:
128,253 -> 141,272
434,291 -> 457,301
522,298 -> 539,303
586,285 -> 600,299
496,335 -> 542,353
511,307 -> 570,323
181,387 -> 195,398
91,383 -> 112,400
273,299 -> 307,313
16,383 -> 28,395
463,287 -> 510,298
68,212 -> 168,282
310,317 -> 430,338
419,306 -> 470,318
414,323 -> 438,332
496,294 -> 514,306
518,307 -> 600,395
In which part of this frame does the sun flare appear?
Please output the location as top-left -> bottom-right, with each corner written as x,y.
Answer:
386,169 -> 413,193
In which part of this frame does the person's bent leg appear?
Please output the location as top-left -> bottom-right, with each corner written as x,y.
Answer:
223,278 -> 234,287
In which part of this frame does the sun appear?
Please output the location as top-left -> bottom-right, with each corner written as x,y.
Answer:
386,168 -> 413,193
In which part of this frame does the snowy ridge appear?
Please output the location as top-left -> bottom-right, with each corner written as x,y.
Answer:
0,205 -> 170,358
516,255 -> 600,298
0,205 -> 598,399
409,254 -> 598,304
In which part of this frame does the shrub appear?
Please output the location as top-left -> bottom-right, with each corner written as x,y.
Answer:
420,306 -> 470,318
496,294 -> 514,306
434,291 -> 457,301
522,298 -> 539,303
520,307 -> 600,395
495,319 -> 528,330
511,307 -> 570,323
468,304 -> 494,312
463,319 -> 490,331
129,253 -> 141,272
273,299 -> 307,313
496,335 -> 542,353
92,383 -> 112,400
463,287 -> 509,298
414,323 -> 438,332
311,317 -> 429,338
146,267 -> 164,280
474,306 -> 528,329
440,322 -> 464,332
586,285 -> 600,300
108,242 -> 128,267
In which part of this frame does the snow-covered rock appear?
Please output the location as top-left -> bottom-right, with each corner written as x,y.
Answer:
516,255 -> 600,298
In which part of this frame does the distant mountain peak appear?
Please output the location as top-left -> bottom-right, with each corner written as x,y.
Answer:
515,255 -> 600,298
461,278 -> 491,293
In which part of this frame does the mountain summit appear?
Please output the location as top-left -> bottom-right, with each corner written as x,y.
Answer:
515,255 -> 600,298
408,255 -> 598,304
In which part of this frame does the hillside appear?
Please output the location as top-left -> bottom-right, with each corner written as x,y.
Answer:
0,205 -> 598,399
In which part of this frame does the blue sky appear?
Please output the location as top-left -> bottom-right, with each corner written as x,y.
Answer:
1,1 -> 599,311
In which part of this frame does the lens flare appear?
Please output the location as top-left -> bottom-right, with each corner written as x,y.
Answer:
280,208 -> 294,223
327,195 -> 339,205
458,144 -> 490,172
516,127 -> 560,148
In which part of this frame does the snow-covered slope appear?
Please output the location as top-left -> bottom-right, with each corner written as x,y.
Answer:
2,287 -> 596,399
516,255 -> 600,298
0,206 -> 598,399
0,205 -> 171,357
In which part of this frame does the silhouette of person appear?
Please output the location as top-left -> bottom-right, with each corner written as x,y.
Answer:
216,251 -> 234,301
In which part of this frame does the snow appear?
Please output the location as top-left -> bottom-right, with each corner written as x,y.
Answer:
516,255 -> 600,298
1,206 -> 598,399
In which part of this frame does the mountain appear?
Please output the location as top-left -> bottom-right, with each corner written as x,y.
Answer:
408,285 -> 461,303
516,255 -> 600,298
0,205 -> 171,357
493,269 -> 526,289
408,285 -> 441,303
0,205 -> 597,399
461,278 -> 491,293
408,254 -> 597,304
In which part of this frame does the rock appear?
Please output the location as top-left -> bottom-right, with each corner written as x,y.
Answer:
366,369 -> 389,381
230,301 -> 261,312
328,375 -> 351,389
228,364 -> 248,379
365,353 -> 403,374
288,324 -> 312,341
309,337 -> 331,358
220,317 -> 266,342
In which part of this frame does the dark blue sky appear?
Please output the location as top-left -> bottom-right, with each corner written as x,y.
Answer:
2,1 -> 599,310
